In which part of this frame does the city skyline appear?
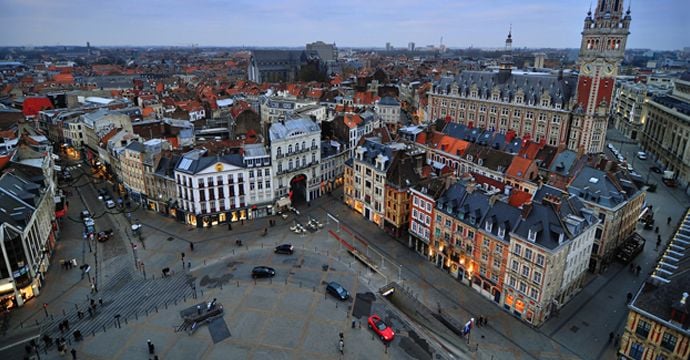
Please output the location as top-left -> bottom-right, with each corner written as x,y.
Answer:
1,0 -> 688,50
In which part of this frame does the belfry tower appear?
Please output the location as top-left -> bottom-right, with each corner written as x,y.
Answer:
569,0 -> 631,153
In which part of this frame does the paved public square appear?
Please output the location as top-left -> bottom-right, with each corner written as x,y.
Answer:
2,132 -> 689,360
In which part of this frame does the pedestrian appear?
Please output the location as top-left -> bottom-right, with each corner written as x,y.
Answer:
70,348 -> 77,359
187,261 -> 191,270
147,339 -> 155,354
626,292 -> 633,303
483,316 -> 488,326
98,298 -> 103,306
197,305 -> 201,315
339,338 -> 344,354
87,307 -> 93,317
190,242 -> 194,251
636,265 -> 642,276
58,322 -> 64,333
668,216 -> 672,225
629,262 -> 635,272
77,310 -> 83,319
608,332 -> 614,343
64,319 -> 70,330
477,316 -> 483,327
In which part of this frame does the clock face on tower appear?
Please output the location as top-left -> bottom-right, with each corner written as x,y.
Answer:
582,63 -> 593,75
603,64 -> 614,76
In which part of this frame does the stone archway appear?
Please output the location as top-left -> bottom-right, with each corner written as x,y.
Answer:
289,174 -> 308,205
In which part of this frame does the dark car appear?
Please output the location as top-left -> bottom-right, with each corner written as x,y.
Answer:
80,210 -> 91,219
251,266 -> 276,278
650,166 -> 662,174
97,188 -> 108,199
326,281 -> 349,300
274,244 -> 294,255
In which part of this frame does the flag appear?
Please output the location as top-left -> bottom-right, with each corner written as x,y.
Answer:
463,318 -> 475,335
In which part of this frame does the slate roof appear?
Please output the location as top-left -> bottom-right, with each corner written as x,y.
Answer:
483,200 -> 522,243
355,139 -> 397,172
433,70 -> 578,108
549,150 -> 578,177
567,166 -> 641,209
378,96 -> 400,106
175,150 -> 245,175
632,209 -> 690,333
268,117 -> 320,142
0,171 -> 41,229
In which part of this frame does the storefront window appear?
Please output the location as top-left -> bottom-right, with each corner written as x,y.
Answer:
515,299 -> 525,313
219,213 -> 226,223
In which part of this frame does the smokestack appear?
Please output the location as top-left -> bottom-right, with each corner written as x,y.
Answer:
521,201 -> 533,219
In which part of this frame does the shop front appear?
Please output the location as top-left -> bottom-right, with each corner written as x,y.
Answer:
0,266 -> 38,310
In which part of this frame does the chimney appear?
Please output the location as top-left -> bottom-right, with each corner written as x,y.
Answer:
521,201 -> 533,219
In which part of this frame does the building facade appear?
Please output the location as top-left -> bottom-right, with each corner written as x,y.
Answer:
269,118 -> 322,203
640,77 -> 690,190
174,148 -> 274,227
619,209 -> 690,360
612,81 -> 668,141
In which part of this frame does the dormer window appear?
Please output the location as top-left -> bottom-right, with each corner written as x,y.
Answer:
528,229 -> 537,242
485,221 -> 493,232
516,96 -> 523,104
541,99 -> 549,107
498,226 -> 506,238
470,215 -> 476,225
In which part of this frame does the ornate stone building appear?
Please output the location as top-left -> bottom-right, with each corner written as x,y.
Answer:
428,0 -> 631,154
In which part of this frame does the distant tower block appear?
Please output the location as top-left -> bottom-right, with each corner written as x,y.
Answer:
534,52 -> 546,69
87,41 -> 91,55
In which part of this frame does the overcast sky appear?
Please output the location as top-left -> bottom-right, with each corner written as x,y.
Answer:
1,0 -> 688,50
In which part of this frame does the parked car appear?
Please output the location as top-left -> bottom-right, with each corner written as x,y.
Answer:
637,151 -> 647,160
650,166 -> 663,174
274,244 -> 294,255
80,210 -> 91,219
607,143 -> 613,150
368,314 -> 395,342
105,200 -> 116,209
627,164 -> 634,172
97,188 -> 108,200
251,266 -> 276,278
97,230 -> 113,242
103,194 -> 112,202
326,281 -> 349,300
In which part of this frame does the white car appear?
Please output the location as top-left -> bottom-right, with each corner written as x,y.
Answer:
105,200 -> 116,209
617,155 -> 625,162
627,164 -> 634,171
637,151 -> 647,160
607,143 -> 613,150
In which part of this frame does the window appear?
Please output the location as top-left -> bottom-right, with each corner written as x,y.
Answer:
493,258 -> 501,268
536,254 -> 545,267
518,282 -> 527,293
635,320 -> 651,339
498,227 -> 505,238
533,271 -> 542,284
521,265 -> 530,277
513,244 -> 522,256
530,288 -> 539,300
467,231 -> 474,240
495,244 -> 503,254
249,170 -> 254,178
628,343 -> 644,360
524,248 -> 533,261
511,260 -> 519,271
660,332 -> 677,352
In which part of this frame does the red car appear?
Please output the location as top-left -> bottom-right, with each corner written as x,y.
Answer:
367,314 -> 395,341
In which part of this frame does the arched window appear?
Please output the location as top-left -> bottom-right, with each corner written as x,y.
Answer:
312,139 -> 316,148
302,141 -> 306,150
277,147 -> 282,156
288,145 -> 293,153
289,160 -> 293,170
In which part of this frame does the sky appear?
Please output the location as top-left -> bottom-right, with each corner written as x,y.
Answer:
1,0 -> 688,50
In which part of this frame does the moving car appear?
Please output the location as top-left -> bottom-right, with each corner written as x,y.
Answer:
650,166 -> 662,174
105,200 -> 116,209
637,151 -> 647,160
274,244 -> 294,255
97,188 -> 108,200
326,281 -> 349,300
97,230 -> 113,242
368,314 -> 395,342
251,266 -> 276,278
80,210 -> 91,219
627,164 -> 634,172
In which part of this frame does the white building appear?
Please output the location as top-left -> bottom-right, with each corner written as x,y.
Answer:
269,117 -> 322,203
375,96 -> 401,129
174,146 -> 273,228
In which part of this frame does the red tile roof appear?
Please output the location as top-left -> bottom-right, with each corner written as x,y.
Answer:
508,190 -> 533,208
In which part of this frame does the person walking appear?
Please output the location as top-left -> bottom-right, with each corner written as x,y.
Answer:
609,332 -> 614,344
338,338 -> 344,354
147,339 -> 155,355
668,216 -> 672,225
636,265 -> 642,276
70,348 -> 77,359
